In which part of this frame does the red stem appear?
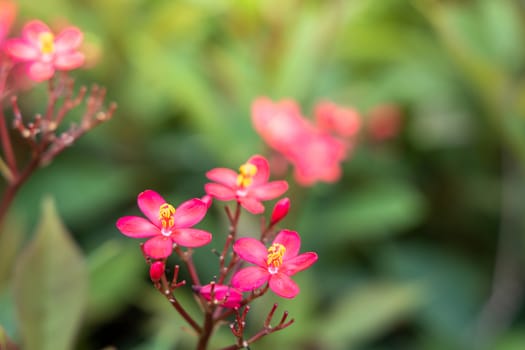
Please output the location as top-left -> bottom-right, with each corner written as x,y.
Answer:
157,266 -> 202,334
196,309 -> 214,350
175,247 -> 201,286
0,109 -> 17,176
0,61 -> 17,177
162,289 -> 202,334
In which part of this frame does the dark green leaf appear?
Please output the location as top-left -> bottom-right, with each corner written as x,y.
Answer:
13,197 -> 88,350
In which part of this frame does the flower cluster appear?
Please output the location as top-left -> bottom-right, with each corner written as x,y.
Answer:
0,5 -> 114,228
252,97 -> 361,186
116,154 -> 317,349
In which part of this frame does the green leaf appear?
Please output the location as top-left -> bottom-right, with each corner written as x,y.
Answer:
317,282 -> 422,349
493,329 -> 525,350
301,181 -> 426,242
0,325 -> 19,350
0,289 -> 17,343
0,325 -> 8,349
13,197 -> 88,350
86,239 -> 145,323
378,243 -> 486,341
0,213 -> 25,289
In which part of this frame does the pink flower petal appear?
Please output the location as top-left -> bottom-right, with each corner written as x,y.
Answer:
137,190 -> 165,226
274,230 -> 301,260
206,168 -> 238,188
282,252 -> 318,275
116,216 -> 160,238
54,51 -> 84,70
22,20 -> 50,46
200,284 -> 242,308
27,61 -> 54,82
143,235 -> 174,259
4,39 -> 39,60
231,266 -> 269,291
172,198 -> 206,228
250,180 -> 288,201
54,26 -> 83,52
172,228 -> 212,248
233,237 -> 267,266
252,99 -> 306,153
315,101 -> 360,138
204,183 -> 236,200
248,155 -> 269,185
239,197 -> 265,214
269,273 -> 299,298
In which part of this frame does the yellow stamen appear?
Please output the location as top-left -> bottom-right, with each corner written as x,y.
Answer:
159,203 -> 176,229
39,32 -> 55,54
236,162 -> 257,188
267,243 -> 286,268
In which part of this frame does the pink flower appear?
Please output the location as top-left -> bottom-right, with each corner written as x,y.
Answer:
116,190 -> 212,259
204,155 -> 288,214
231,230 -> 317,299
315,100 -> 361,138
4,20 -> 84,81
199,284 -> 243,308
291,131 -> 348,186
252,97 -> 315,160
252,97 -> 357,186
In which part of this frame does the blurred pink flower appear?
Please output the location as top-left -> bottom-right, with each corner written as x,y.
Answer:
4,20 -> 84,81
252,98 -> 315,160
116,190 -> 212,259
0,0 -> 16,46
252,97 -> 359,186
291,131 -> 348,186
199,284 -> 243,308
204,155 -> 288,214
314,100 -> 361,138
231,230 -> 317,299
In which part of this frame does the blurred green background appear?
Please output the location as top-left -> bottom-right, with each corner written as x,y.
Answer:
2,0 -> 525,349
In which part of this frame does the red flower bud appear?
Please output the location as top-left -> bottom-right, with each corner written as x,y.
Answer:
149,261 -> 165,282
270,197 -> 290,225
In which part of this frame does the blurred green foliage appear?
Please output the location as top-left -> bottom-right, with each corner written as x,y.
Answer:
2,0 -> 525,349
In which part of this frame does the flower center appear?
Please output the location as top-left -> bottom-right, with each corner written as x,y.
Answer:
267,243 -> 286,274
159,203 -> 176,236
38,32 -> 55,55
236,162 -> 257,188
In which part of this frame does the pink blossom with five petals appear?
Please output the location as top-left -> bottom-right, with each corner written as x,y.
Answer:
231,230 -> 318,299
4,20 -> 84,81
116,190 -> 212,259
204,155 -> 288,214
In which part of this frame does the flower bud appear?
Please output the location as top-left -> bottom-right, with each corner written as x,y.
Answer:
149,261 -> 165,282
270,197 -> 290,226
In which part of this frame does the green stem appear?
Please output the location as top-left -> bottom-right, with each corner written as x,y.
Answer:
0,157 -> 12,182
